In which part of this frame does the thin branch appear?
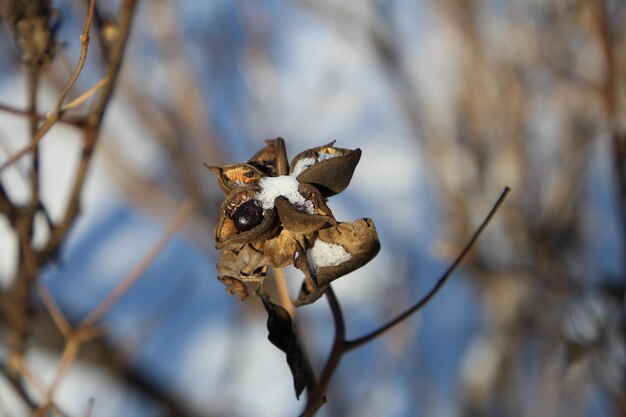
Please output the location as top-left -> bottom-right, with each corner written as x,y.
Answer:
300,286 -> 345,417
345,186 -> 510,350
0,361 -> 38,411
36,283 -> 72,338
11,356 -> 71,417
39,0 -> 140,263
274,267 -> 295,318
79,197 -> 196,329
27,65 -> 41,220
0,103 -> 85,127
61,76 -> 110,112
299,186 -> 510,417
85,0 -> 137,127
35,337 -> 80,417
0,0 -> 96,173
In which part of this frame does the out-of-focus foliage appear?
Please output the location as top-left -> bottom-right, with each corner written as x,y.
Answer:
0,0 -> 624,417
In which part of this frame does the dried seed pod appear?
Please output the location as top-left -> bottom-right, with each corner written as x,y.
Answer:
209,138 -> 379,307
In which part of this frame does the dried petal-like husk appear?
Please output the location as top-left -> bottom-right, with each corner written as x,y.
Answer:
218,274 -> 249,301
291,145 -> 362,196
274,187 -> 336,234
215,187 -> 280,248
301,218 -> 380,287
257,229 -> 299,268
205,163 -> 265,194
217,244 -> 271,299
291,219 -> 379,306
314,218 -> 380,286
292,251 -> 328,307
298,183 -> 335,217
248,138 -> 288,177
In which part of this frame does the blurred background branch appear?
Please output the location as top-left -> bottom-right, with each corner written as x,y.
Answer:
0,0 -> 624,416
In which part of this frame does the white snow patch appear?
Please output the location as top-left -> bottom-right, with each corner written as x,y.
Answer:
257,175 -> 314,213
292,152 -> 340,177
306,239 -> 351,272
318,151 -> 340,161
291,157 -> 316,177
256,151 -> 344,213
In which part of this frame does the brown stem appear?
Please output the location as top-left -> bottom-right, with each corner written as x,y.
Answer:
300,187 -> 510,417
39,0 -> 140,263
79,197 -> 196,329
346,187 -> 511,349
0,0 -> 96,174
0,103 -> 85,127
300,286 -> 345,417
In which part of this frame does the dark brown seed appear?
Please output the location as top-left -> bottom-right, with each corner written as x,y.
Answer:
232,200 -> 263,232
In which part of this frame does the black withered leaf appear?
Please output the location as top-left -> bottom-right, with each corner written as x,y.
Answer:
260,292 -> 309,398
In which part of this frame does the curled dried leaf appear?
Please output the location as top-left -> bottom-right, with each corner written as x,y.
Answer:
259,291 -> 310,398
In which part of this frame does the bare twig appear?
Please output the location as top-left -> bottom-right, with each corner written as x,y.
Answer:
9,356 -> 72,416
39,0 -> 140,263
300,286 -> 345,417
0,103 -> 85,127
61,75 -> 111,112
0,0 -> 97,173
346,186 -> 511,349
36,283 -> 72,338
35,337 -> 80,417
300,187 -> 511,417
79,197 -> 196,329
274,267 -> 295,318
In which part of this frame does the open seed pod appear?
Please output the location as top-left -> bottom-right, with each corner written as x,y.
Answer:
208,138 -> 379,307
215,187 -> 280,249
